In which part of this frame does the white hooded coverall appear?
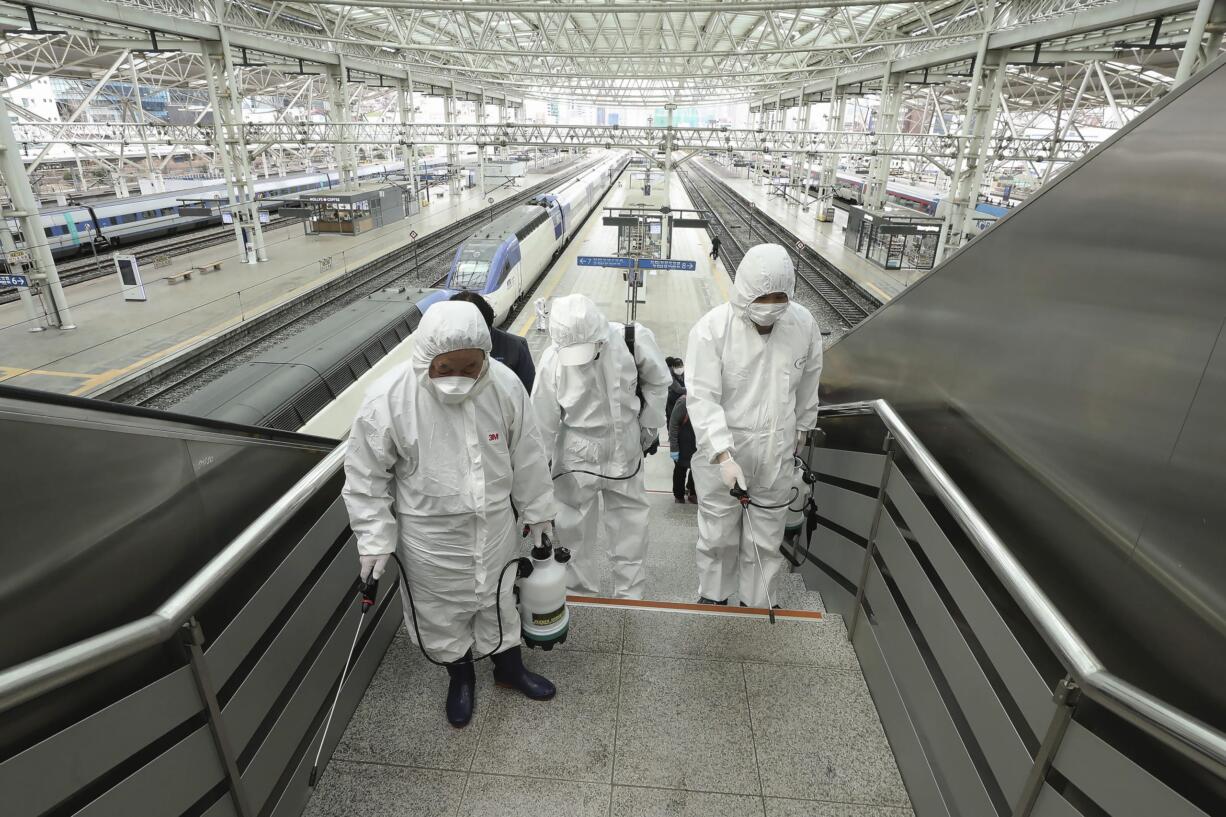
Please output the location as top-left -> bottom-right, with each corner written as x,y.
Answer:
343,301 -> 556,662
532,294 -> 670,599
685,245 -> 823,606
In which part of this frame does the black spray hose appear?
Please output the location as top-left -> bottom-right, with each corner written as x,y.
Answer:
551,456 -> 643,482
389,549 -> 526,667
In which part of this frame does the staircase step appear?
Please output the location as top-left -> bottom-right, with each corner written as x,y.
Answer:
558,596 -> 857,668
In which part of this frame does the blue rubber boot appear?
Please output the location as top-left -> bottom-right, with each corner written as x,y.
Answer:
445,652 -> 475,728
491,646 -> 556,700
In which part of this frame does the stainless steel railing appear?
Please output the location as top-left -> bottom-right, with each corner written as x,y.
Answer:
2,398 -> 1222,804
818,399 -> 1226,806
0,443 -> 348,715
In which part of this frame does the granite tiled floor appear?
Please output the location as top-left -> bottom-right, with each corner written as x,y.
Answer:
305,605 -> 914,817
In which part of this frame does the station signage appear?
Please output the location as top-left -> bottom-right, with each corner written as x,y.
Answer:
578,255 -> 634,269
638,258 -> 696,271
0,274 -> 30,287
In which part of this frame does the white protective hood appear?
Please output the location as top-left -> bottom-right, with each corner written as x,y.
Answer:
412,301 -> 493,369
547,293 -> 607,365
731,244 -> 796,311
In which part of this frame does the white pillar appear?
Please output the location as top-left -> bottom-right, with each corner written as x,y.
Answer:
446,83 -> 460,198
214,8 -> 268,261
328,62 -> 358,191
865,71 -> 903,211
1174,0 -> 1220,86
663,102 -> 676,257
817,83 -> 845,221
0,99 -> 74,327
398,76 -> 419,208
200,41 -> 249,263
478,89 -> 487,199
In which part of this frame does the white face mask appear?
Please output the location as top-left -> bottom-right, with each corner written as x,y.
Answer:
432,375 -> 477,404
745,301 -> 789,327
672,367 -> 684,376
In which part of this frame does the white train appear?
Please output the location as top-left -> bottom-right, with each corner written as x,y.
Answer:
427,153 -> 627,324
37,161 -> 408,259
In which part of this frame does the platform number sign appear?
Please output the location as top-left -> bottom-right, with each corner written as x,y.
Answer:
0,273 -> 29,288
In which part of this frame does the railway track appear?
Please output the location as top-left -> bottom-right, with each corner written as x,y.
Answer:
117,159 -> 596,410
677,164 -> 876,331
0,216 -> 304,306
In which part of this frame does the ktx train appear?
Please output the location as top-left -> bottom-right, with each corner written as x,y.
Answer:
171,153 -> 626,431
38,161 -> 409,259
433,153 -> 627,324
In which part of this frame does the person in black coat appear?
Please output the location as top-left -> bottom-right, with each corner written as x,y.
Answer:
449,291 -> 535,392
668,394 -> 697,503
665,356 -> 686,426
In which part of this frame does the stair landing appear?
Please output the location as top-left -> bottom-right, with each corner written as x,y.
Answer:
305,600 -> 914,817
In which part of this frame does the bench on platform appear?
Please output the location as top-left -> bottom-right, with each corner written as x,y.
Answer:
191,261 -> 223,274
166,270 -> 193,284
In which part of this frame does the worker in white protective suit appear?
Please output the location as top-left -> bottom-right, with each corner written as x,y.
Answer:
343,301 -> 558,729
685,244 -> 823,607
532,294 -> 671,599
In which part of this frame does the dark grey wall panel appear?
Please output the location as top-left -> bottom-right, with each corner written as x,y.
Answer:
812,447 -> 889,487
874,517 -> 1033,802
887,475 -> 1052,736
199,795 -> 239,817
819,56 -> 1226,726
853,615 -> 953,817
71,727 -> 224,817
814,482 -> 878,537
861,560 -> 998,816
1034,786 -> 1086,817
222,543 -> 355,753
1056,722 -> 1208,817
1,666 -> 199,816
266,584 -> 403,817
206,500 -> 353,686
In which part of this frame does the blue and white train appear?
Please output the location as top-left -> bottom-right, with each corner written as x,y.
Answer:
37,161 -> 408,259
431,153 -> 626,324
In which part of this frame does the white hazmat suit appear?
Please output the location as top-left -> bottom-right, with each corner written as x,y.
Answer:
343,301 -> 556,662
532,294 -> 670,598
685,245 -> 823,606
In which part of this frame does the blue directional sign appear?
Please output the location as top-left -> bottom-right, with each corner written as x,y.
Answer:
0,274 -> 30,288
638,258 -> 696,271
577,255 -> 633,269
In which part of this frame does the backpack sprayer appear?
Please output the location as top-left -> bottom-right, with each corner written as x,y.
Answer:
783,430 -> 824,569
309,527 -> 571,786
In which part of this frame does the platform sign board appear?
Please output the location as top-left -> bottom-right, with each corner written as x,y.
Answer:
638,258 -> 696,271
5,249 -> 31,266
113,254 -> 147,301
578,255 -> 634,269
0,273 -> 30,288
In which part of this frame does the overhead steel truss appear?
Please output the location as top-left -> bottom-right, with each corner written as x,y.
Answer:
8,120 -> 1095,163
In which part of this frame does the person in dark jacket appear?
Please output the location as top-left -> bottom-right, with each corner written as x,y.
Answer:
664,355 -> 686,425
450,291 -> 535,392
709,235 -> 722,261
668,394 -> 697,503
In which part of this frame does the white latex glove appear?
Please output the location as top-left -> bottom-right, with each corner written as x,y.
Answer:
640,426 -> 659,451
359,553 -> 391,582
718,455 -> 747,491
528,520 -> 554,549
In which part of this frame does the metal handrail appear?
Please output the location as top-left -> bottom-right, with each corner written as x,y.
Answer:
819,399 -> 1226,779
0,444 -> 348,715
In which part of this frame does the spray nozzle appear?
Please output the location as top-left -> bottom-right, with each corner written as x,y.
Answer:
360,578 -> 379,613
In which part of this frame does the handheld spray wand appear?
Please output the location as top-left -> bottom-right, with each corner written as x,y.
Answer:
729,484 -> 798,624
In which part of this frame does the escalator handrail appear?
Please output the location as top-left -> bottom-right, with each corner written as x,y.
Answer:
0,443 -> 348,715
817,398 -> 1226,778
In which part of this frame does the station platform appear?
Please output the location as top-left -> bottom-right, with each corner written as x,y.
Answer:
0,162 -> 580,397
696,159 -> 909,304
299,162 -> 916,817
508,171 -> 732,498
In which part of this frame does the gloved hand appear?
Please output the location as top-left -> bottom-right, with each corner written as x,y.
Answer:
670,451 -> 680,462
359,553 -> 391,582
528,520 -> 554,549
718,454 -> 747,491
640,426 -> 659,452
